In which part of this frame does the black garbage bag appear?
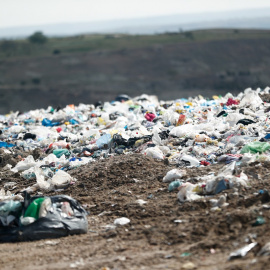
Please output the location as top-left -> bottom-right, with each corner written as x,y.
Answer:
0,193 -> 88,242
113,134 -> 128,146
112,133 -> 153,148
236,119 -> 256,126
23,133 -> 37,140
217,110 -> 227,117
158,130 -> 170,140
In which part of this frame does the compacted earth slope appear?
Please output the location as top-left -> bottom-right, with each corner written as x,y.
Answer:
1,154 -> 270,269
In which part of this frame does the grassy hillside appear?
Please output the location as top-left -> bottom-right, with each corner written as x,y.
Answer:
1,29 -> 269,59
0,29 -> 270,113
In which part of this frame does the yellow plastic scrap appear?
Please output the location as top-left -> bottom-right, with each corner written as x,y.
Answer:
125,100 -> 133,105
134,139 -> 145,147
212,95 -> 219,100
192,185 -> 203,194
175,102 -> 184,114
177,109 -> 185,114
206,139 -> 218,146
168,152 -> 179,161
108,129 -> 119,136
97,117 -> 106,126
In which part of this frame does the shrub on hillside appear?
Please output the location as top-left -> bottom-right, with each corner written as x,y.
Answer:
28,31 -> 48,44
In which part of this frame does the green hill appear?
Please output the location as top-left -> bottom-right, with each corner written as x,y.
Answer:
0,29 -> 270,113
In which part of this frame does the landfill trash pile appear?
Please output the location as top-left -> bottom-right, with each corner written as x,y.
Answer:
0,87 -> 270,200
1,87 -> 270,268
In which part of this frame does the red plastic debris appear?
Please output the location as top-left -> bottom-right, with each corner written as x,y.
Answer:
177,114 -> 186,126
145,112 -> 156,122
226,98 -> 239,106
200,160 -> 210,166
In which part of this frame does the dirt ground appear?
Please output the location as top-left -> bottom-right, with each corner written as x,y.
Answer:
1,153 -> 270,269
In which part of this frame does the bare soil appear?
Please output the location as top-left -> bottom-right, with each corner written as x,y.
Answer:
1,154 -> 270,269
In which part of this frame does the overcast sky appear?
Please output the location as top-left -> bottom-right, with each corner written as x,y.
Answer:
1,0 -> 270,28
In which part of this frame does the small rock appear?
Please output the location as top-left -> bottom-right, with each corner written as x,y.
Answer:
114,217 -> 130,226
44,240 -> 60,246
182,262 -> 196,269
136,199 -> 147,205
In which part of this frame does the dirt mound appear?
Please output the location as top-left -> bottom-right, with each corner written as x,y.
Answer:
0,149 -> 17,168
2,154 -> 270,269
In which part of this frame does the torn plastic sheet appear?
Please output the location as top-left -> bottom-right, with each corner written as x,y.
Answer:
228,242 -> 257,260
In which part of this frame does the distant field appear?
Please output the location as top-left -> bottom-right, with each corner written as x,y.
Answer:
1,29 -> 270,59
0,29 -> 270,113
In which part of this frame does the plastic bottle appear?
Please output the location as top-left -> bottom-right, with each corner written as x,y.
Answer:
176,114 -> 186,126
61,202 -> 74,216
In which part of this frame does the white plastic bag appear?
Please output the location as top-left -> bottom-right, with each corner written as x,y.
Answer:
170,124 -> 196,138
11,155 -> 36,173
144,147 -> 164,160
181,155 -> 200,167
163,111 -> 180,126
152,127 -> 162,146
226,113 -> 243,127
239,88 -> 263,110
163,169 -> 186,183
35,167 -> 51,190
51,170 -> 73,188
177,183 -> 201,202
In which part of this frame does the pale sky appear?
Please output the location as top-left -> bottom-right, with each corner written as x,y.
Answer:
1,0 -> 270,28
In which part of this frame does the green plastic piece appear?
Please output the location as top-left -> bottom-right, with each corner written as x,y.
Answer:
168,180 -> 182,192
53,149 -> 70,158
180,252 -> 191,257
240,142 -> 270,154
252,216 -> 265,226
24,198 -> 45,219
